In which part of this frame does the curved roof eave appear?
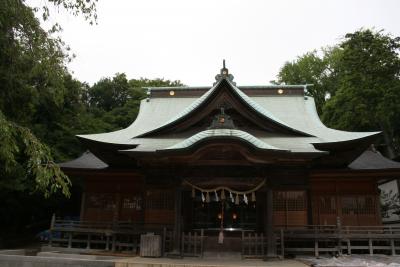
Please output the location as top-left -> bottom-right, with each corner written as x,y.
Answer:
76,134 -> 138,148
251,94 -> 382,142
311,131 -> 381,148
164,129 -> 285,151
75,79 -> 381,147
119,129 -> 327,156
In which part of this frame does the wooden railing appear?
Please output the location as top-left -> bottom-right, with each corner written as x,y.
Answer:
277,224 -> 400,257
181,230 -> 204,257
242,232 -> 265,258
48,216 -> 400,257
48,215 -> 173,254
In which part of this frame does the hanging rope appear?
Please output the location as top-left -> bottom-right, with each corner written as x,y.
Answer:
183,179 -> 265,195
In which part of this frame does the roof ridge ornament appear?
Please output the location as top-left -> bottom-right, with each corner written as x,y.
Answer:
208,106 -> 235,129
214,59 -> 236,85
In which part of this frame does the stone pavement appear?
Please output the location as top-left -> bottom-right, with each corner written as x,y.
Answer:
297,255 -> 400,267
114,257 -> 309,267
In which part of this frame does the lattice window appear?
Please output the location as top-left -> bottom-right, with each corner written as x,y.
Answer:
273,191 -> 306,211
287,191 -> 306,211
145,190 -> 174,210
341,196 -> 358,215
319,196 -> 336,214
273,191 -> 286,211
86,193 -> 116,210
357,196 -> 376,215
122,195 -> 142,210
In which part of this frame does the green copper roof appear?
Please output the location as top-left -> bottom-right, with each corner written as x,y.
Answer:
145,84 -> 309,91
138,78 -> 310,137
76,66 -> 380,166
164,129 -> 284,151
225,80 -> 294,130
159,80 -> 220,128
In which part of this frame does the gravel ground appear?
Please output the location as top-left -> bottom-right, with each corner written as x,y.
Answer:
297,255 -> 400,267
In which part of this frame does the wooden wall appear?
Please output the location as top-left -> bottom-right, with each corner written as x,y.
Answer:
143,188 -> 175,225
80,171 -> 381,228
82,173 -> 176,225
83,173 -> 144,222
310,177 -> 381,226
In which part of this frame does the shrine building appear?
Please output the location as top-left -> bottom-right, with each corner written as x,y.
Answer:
57,63 -> 400,257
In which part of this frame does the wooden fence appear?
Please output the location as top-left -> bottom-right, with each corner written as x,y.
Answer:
242,232 -> 265,258
48,216 -> 400,258
48,215 -> 173,255
181,230 -> 204,257
278,225 -> 400,257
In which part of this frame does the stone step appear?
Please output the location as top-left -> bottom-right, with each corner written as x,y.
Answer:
202,251 -> 242,260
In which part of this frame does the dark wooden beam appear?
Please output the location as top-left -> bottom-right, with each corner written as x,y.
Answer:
170,182 -> 183,257
264,186 -> 277,258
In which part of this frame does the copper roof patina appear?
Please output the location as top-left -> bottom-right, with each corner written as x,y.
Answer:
74,63 -> 380,167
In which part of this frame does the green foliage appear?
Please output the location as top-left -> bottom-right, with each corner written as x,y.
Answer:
0,0 -> 65,124
0,0 -> 98,199
0,0 -> 97,246
0,111 -> 71,197
42,0 -> 98,23
277,29 -> 400,157
277,48 -> 343,114
322,29 -> 400,156
89,73 -> 132,112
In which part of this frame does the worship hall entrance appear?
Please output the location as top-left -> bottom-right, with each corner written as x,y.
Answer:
192,200 -> 257,230
180,178 -> 267,255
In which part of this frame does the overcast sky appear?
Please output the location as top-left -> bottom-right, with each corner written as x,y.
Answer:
43,0 -> 400,86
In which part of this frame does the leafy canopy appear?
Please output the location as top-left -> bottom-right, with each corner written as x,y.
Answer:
277,29 -> 400,157
0,112 -> 70,197
322,29 -> 400,157
0,0 -> 97,197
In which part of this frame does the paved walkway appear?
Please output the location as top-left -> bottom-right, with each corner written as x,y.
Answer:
114,257 -> 309,267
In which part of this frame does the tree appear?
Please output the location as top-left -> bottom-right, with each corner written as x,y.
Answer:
89,73 -> 131,112
0,0 -> 97,247
276,48 -> 343,115
0,0 -> 97,197
322,29 -> 400,157
276,29 -> 400,158
0,111 -> 70,197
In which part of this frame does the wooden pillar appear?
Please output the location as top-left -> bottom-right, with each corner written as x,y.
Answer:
314,240 -> 319,257
347,239 -> 351,255
171,184 -> 183,255
112,234 -> 116,252
105,235 -> 110,251
336,217 -> 342,256
280,229 -> 284,258
391,239 -> 396,256
200,228 -> 204,258
68,232 -> 72,248
49,213 -> 55,247
114,191 -> 121,222
264,187 -> 277,259
79,192 -> 86,221
368,234 -> 373,256
86,234 -> 91,249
